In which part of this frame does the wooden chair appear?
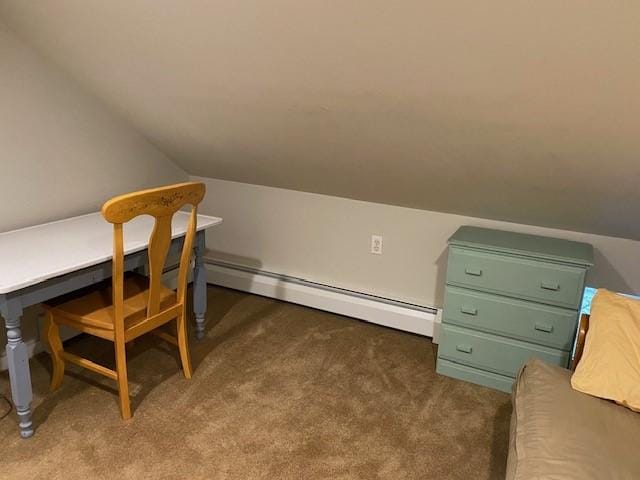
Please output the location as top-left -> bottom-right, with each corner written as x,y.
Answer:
43,182 -> 206,419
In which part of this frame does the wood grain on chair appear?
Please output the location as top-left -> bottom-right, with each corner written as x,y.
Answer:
43,182 -> 205,419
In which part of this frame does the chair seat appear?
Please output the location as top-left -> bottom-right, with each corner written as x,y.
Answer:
44,273 -> 177,331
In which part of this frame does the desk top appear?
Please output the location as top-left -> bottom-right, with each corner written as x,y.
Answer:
0,212 -> 222,294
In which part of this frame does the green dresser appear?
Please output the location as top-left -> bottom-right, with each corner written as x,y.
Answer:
436,226 -> 594,392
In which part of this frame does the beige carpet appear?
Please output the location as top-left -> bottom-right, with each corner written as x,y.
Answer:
0,286 -> 511,479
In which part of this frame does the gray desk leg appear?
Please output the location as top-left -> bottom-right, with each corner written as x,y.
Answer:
193,230 -> 207,340
2,297 -> 34,438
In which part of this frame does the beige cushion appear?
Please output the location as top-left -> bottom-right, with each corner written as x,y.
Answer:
571,289 -> 640,412
507,358 -> 640,480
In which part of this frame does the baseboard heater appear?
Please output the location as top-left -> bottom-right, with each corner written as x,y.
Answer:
204,259 -> 437,337
1,264 -> 437,372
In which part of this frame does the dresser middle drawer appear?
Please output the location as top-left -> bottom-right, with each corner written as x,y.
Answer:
443,286 -> 578,350
446,246 -> 585,309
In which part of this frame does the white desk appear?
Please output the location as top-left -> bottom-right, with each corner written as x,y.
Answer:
0,212 -> 222,438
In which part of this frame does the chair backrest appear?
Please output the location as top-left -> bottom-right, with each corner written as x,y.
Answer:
101,182 -> 206,325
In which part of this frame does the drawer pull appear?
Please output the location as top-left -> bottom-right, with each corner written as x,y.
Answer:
464,268 -> 483,277
540,281 -> 560,291
460,306 -> 478,316
534,323 -> 554,333
456,344 -> 473,354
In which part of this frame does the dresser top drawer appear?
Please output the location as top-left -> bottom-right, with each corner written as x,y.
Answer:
449,226 -> 594,267
446,247 -> 586,309
443,286 -> 578,350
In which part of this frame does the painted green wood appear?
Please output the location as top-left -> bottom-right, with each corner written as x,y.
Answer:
436,226 -> 591,392
438,324 -> 570,378
447,247 -> 586,309
449,226 -> 594,267
436,358 -> 514,393
443,286 -> 578,350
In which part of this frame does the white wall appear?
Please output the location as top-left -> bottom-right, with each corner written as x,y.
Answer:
0,24 -> 186,233
3,1 -> 639,239
0,24 -> 185,351
196,176 -> 640,308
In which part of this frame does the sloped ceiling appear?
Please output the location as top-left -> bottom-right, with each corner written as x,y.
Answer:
1,1 -> 639,239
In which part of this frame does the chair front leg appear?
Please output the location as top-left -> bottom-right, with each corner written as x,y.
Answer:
176,311 -> 193,379
43,312 -> 65,391
114,337 -> 131,420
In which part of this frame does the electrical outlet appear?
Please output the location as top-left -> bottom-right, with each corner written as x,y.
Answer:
370,235 -> 383,255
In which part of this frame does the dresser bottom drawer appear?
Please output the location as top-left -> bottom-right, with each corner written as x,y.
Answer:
436,359 -> 514,393
438,324 -> 569,377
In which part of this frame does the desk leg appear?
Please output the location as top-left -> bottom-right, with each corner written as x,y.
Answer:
193,230 -> 207,340
2,298 -> 34,438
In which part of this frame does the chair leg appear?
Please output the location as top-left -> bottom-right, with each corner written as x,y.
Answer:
176,312 -> 193,379
43,312 -> 65,391
114,338 -> 132,420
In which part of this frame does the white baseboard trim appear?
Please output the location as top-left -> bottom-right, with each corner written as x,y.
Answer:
432,309 -> 443,345
205,260 -> 437,337
1,264 -> 434,371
